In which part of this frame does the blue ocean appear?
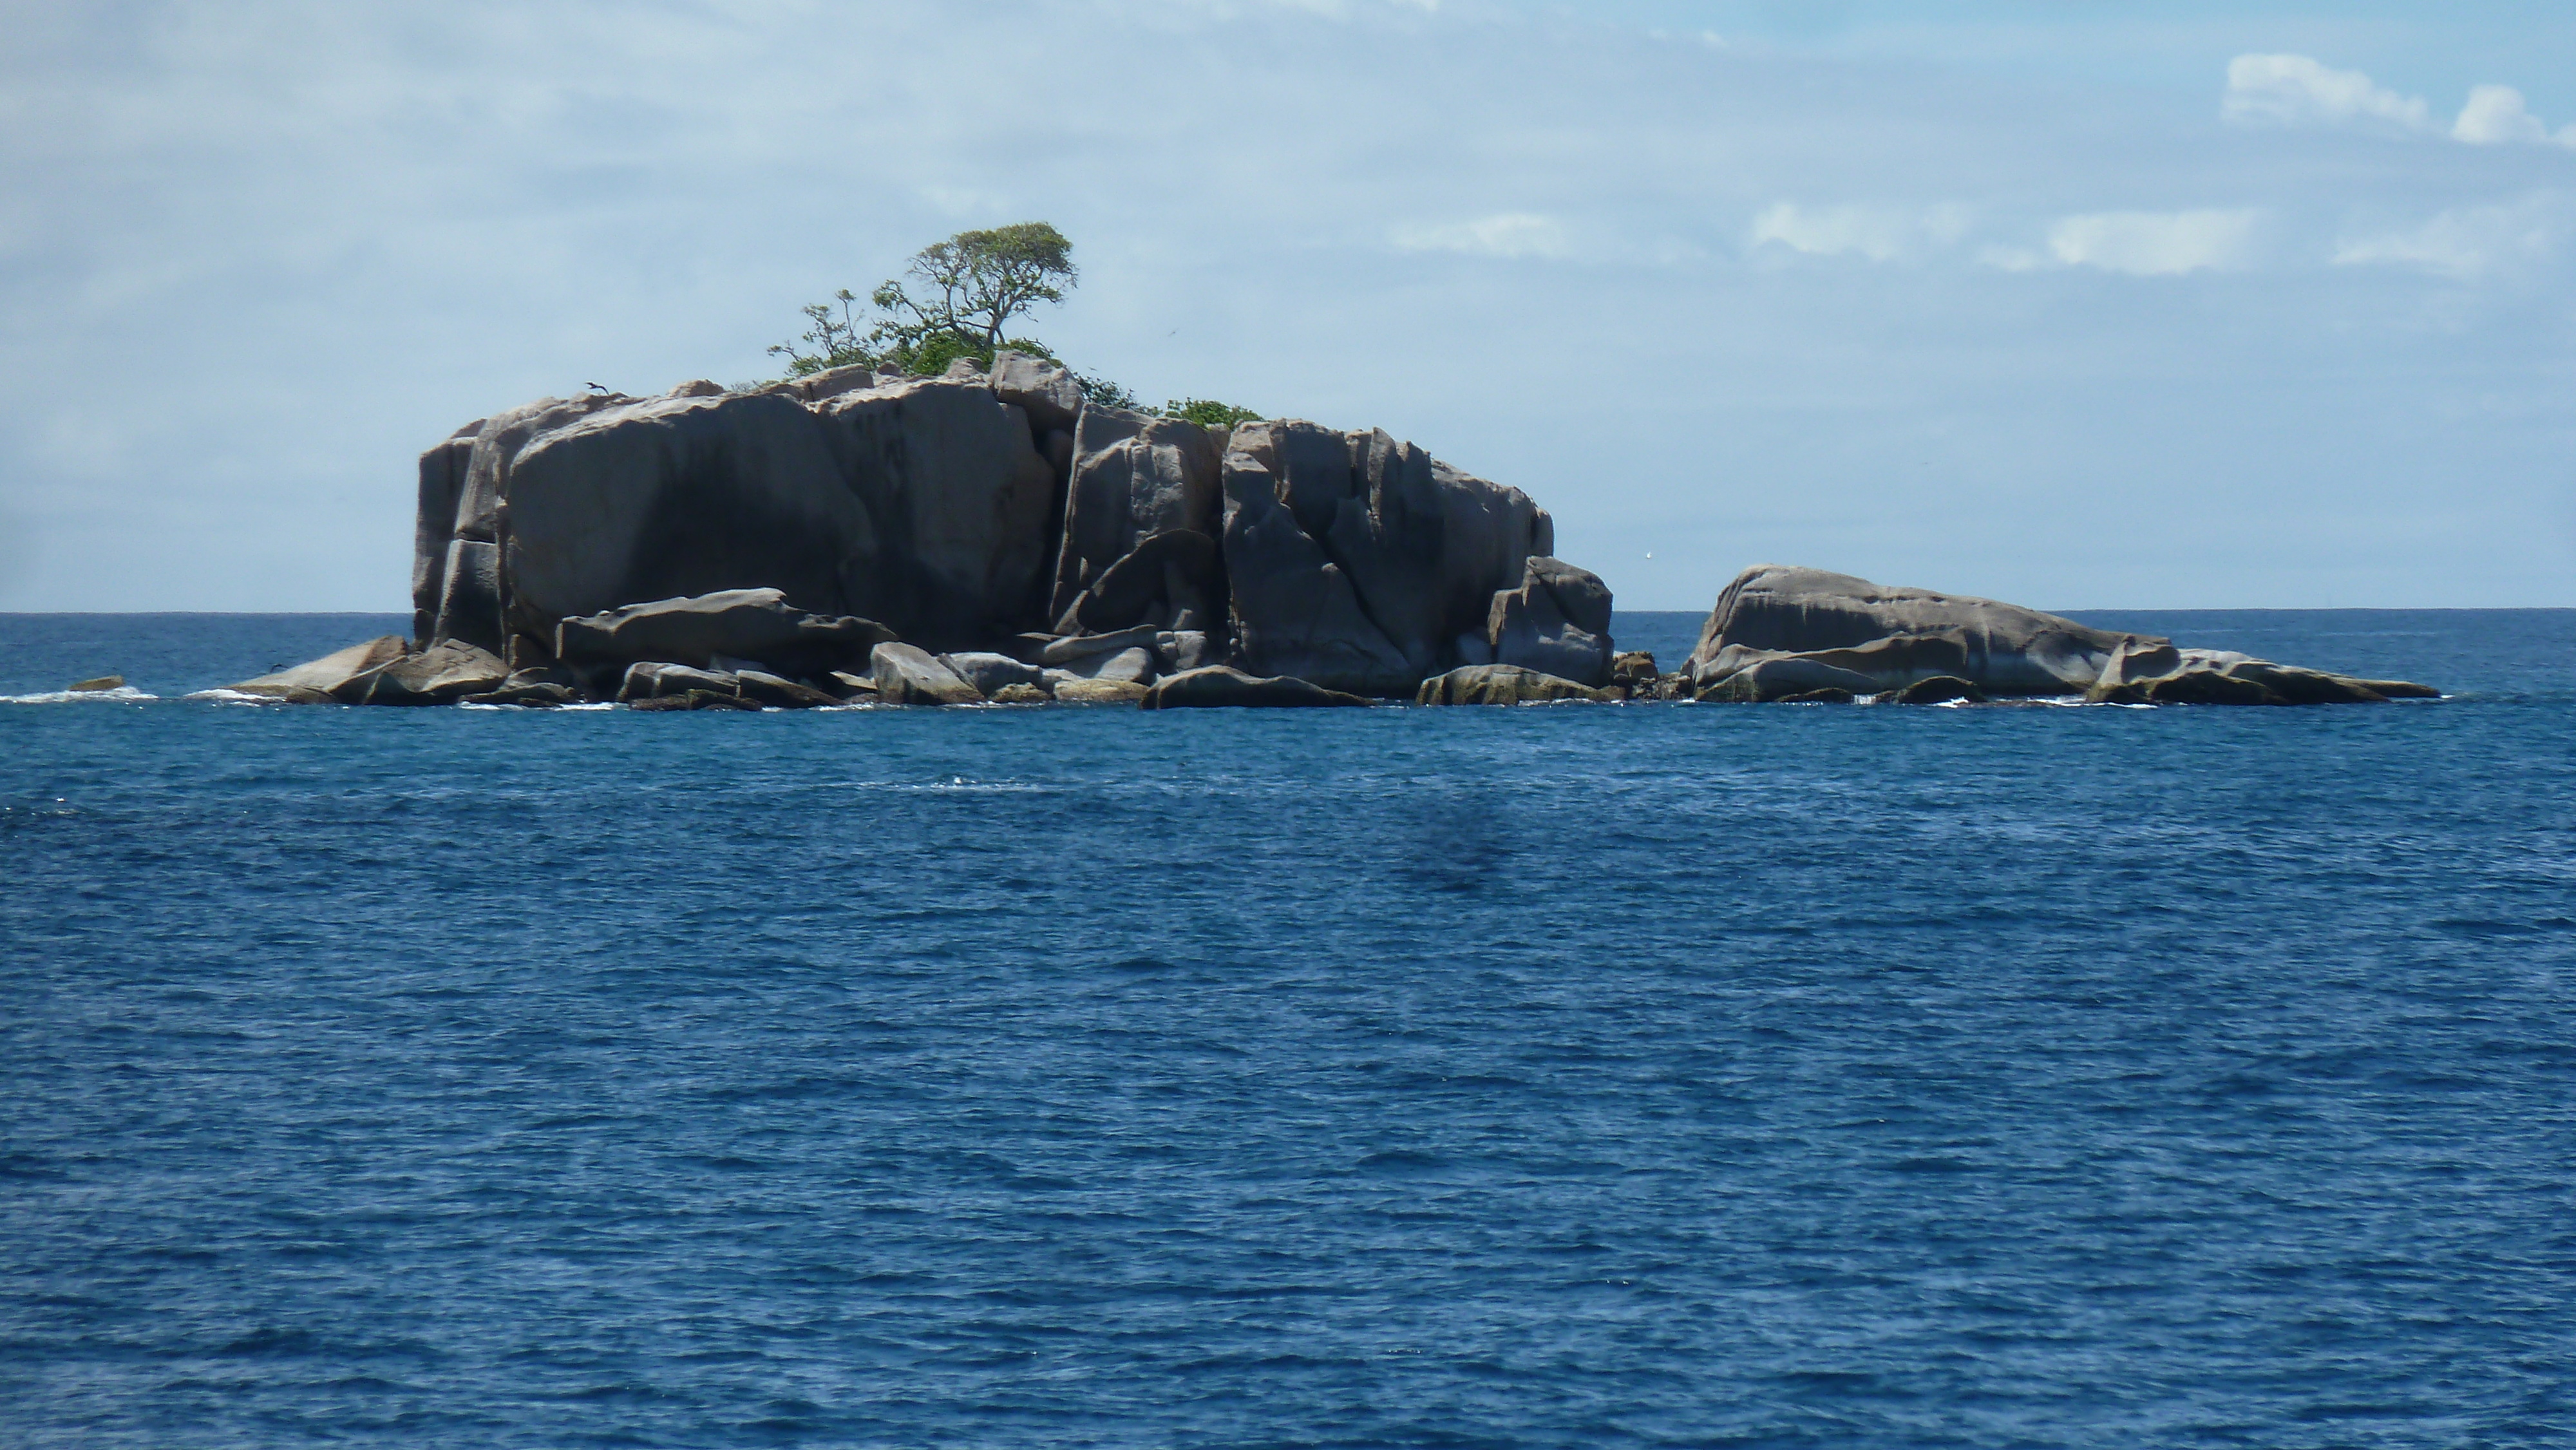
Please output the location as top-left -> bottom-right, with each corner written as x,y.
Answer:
3,609 -> 2571,1449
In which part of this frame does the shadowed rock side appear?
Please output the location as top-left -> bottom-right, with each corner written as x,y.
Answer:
413,367 -> 1061,663
1047,406 -> 1226,635
1688,565 -> 2434,704
1221,420 -> 1555,695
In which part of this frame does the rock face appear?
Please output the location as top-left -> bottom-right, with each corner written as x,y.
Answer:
1220,420 -> 1555,694
418,373 -> 1059,660
1047,404 -> 1226,634
1689,566 -> 2434,704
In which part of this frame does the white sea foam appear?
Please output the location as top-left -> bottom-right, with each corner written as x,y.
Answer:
4,686 -> 159,704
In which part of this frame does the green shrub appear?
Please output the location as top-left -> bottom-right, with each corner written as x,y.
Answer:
1163,398 -> 1264,429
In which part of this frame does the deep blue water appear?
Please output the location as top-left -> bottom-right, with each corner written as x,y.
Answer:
4,610 -> 2573,1449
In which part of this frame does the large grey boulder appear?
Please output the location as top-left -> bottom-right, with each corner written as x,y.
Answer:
224,636 -> 410,701
940,651 -> 1048,697
872,642 -> 984,705
556,589 -> 895,677
617,662 -> 739,703
1139,666 -> 1370,709
1046,405 -> 1226,632
987,351 -> 1083,435
1688,566 -> 2148,697
414,376 -> 1061,659
1220,420 -> 1553,695
1486,556 -> 1614,686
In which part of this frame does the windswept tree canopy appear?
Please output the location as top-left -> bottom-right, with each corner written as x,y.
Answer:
770,223 -> 1077,379
873,222 -> 1076,355
763,225 -> 1258,422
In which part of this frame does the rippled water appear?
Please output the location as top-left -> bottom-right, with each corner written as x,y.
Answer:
4,611 -> 2573,1447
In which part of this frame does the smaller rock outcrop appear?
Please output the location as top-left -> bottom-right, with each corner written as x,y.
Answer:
1052,677 -> 1149,704
337,640 -> 508,706
225,636 -> 410,701
2085,648 -> 2436,706
941,652 -> 1048,697
1486,557 -> 1615,686
558,590 -> 895,678
1141,666 -> 1372,708
1688,565 -> 2435,704
68,675 -> 125,693
872,643 -> 984,705
1415,664 -> 1608,706
460,681 -> 576,707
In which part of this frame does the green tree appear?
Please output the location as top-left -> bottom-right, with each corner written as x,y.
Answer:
772,223 -> 1080,379
871,221 -> 1076,357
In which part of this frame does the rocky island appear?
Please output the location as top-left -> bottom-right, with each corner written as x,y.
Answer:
223,352 -> 2432,710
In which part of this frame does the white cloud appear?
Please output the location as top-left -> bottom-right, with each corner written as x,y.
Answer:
2333,195 -> 2572,279
2223,54 -> 2430,131
2045,210 -> 2260,275
2224,55 -> 2576,151
1748,202 -> 1969,262
2452,85 -> 2576,148
1389,212 -> 1568,258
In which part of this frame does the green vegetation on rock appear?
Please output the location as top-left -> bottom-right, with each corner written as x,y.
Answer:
768,225 -> 1256,426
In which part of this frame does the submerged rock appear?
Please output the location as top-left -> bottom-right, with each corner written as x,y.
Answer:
630,688 -> 760,712
1880,675 -> 1987,705
460,681 -> 576,707
1141,666 -> 1370,709
734,670 -> 840,709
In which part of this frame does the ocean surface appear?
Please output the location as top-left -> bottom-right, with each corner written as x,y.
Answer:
3,609 -> 2573,1449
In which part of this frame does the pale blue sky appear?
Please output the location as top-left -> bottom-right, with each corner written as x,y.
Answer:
3,0 -> 2571,610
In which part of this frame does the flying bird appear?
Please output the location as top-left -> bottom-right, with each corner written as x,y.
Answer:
585,382 -> 608,393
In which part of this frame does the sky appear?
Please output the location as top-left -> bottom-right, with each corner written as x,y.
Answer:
3,1 -> 2573,612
